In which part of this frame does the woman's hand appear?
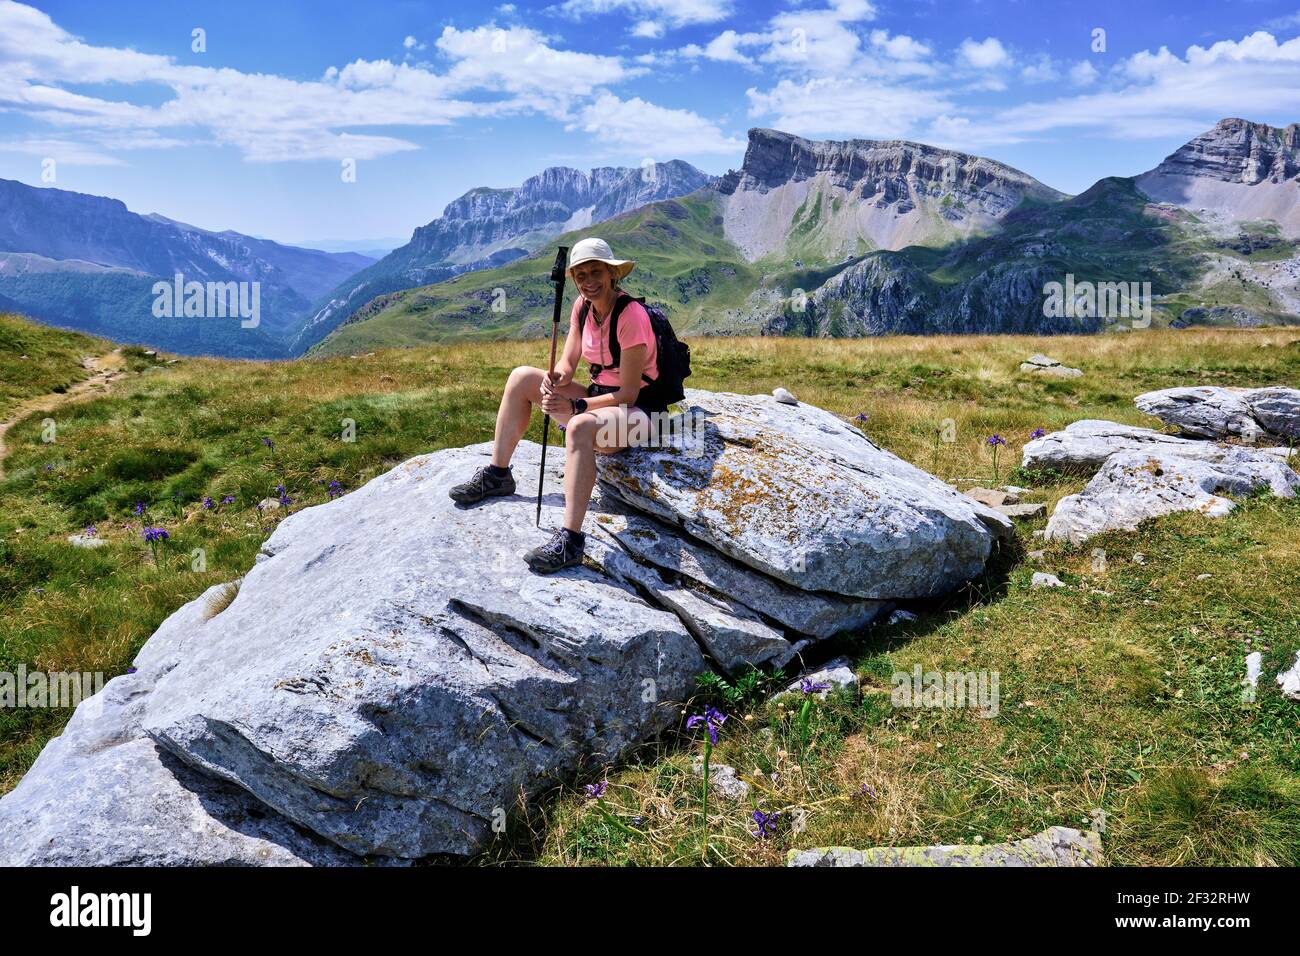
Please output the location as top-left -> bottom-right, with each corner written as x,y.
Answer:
540,378 -> 571,417
548,366 -> 574,388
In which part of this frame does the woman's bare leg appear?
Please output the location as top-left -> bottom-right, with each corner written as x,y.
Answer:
561,405 -> 650,532
492,365 -> 585,467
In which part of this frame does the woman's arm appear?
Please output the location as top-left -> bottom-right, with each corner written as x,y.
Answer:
551,301 -> 583,386
581,344 -> 646,411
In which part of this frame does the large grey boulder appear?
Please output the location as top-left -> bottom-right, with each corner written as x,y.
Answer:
3,391 -> 1014,863
1019,354 -> 1082,378
0,586 -> 371,867
596,389 -> 1012,599
138,443 -> 706,858
588,502 -> 889,641
1135,385 -> 1300,441
1046,448 -> 1299,545
787,826 -> 1103,867
1022,419 -> 1296,474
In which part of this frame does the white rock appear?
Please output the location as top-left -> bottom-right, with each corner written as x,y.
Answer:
1022,420 -> 1295,475
1135,385 -> 1300,442
1046,448 -> 1299,545
773,657 -> 859,702
691,758 -> 750,800
1031,572 -> 1065,588
772,387 -> 798,405
66,534 -> 106,549
1278,651 -> 1300,701
597,389 -> 1012,600
787,826 -> 1102,867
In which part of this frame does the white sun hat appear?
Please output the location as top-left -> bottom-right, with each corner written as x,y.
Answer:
567,237 -> 635,280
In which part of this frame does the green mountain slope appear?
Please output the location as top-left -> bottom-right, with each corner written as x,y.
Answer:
316,174 -> 1280,353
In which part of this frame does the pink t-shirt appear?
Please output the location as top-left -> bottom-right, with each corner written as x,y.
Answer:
573,296 -> 659,388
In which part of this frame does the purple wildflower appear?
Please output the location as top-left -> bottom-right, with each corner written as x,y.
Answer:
987,434 -> 1006,447
133,501 -> 147,515
751,809 -> 780,839
327,480 -> 344,499
220,495 -> 235,505
202,496 -> 214,510
262,438 -> 274,448
856,783 -> 878,800
800,678 -> 832,695
853,412 -> 869,424
84,525 -> 97,537
685,705 -> 727,744
126,666 -> 137,674
1030,428 -> 1046,439
584,780 -> 608,800
142,527 -> 170,543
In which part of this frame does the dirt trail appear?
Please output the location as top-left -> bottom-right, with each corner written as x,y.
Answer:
0,349 -> 127,479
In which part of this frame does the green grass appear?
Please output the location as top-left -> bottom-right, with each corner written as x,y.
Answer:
0,315 -> 109,419
3,315 -> 1299,865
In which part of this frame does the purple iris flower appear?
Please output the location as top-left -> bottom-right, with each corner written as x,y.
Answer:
751,809 -> 780,839
84,525 -> 97,537
221,495 -> 235,505
685,705 -> 727,744
327,481 -> 344,499
133,501 -> 146,515
987,434 -> 1006,447
584,780 -> 608,799
262,438 -> 274,448
142,527 -> 170,543
1030,428 -> 1046,439
800,678 -> 832,694
202,496 -> 214,510
853,412 -> 869,424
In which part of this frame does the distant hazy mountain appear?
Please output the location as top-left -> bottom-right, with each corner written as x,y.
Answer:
0,179 -> 372,357
315,119 -> 1300,354
291,159 -> 716,353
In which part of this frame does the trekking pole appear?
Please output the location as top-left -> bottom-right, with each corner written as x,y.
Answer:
537,245 -> 569,527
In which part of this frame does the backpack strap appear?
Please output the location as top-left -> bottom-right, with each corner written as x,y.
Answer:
607,294 -> 653,385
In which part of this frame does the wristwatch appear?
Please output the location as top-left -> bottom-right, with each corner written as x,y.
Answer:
571,398 -> 588,414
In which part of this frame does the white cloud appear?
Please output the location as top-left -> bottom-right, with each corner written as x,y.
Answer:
940,31 -> 1300,146
746,77 -> 952,140
1020,55 -> 1059,83
630,20 -> 664,39
869,29 -> 930,61
700,30 -> 754,64
1069,60 -> 1098,86
0,138 -> 125,165
958,37 -> 1009,69
571,92 -> 743,155
555,0 -> 733,28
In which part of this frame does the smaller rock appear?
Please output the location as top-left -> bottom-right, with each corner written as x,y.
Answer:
787,826 -> 1102,867
257,498 -> 281,511
1244,652 -> 1262,694
772,387 -> 798,405
773,657 -> 859,702
1027,549 -> 1046,562
996,503 -> 1045,520
1132,553 -> 1146,565
1196,573 -> 1212,580
690,758 -> 750,801
143,350 -> 157,357
1020,355 -> 1082,377
1031,572 -> 1065,589
1278,651 -> 1300,701
965,487 -> 1015,507
66,534 -> 106,549
887,609 -> 918,625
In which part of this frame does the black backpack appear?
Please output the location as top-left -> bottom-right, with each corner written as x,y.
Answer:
577,292 -> 691,412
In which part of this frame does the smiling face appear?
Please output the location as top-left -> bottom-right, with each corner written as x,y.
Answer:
571,260 -> 617,302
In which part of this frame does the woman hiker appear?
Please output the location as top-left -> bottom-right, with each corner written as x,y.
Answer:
448,237 -> 658,574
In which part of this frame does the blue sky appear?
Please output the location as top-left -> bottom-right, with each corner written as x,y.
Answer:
2,0 -> 1300,246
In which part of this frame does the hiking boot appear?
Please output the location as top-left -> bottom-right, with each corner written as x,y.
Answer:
524,527 -> 585,574
448,464 -> 516,504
